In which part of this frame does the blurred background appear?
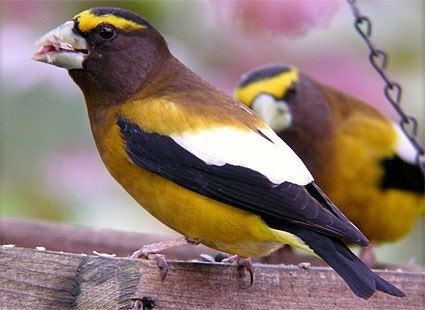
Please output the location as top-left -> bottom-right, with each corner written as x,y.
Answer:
1,0 -> 423,265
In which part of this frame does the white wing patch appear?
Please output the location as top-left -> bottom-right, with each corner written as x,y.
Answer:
392,123 -> 418,164
171,126 -> 313,186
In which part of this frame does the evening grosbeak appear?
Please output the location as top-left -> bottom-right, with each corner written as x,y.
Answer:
33,7 -> 404,299
235,64 -> 425,263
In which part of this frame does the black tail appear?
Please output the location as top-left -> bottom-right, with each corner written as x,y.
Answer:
297,230 -> 405,299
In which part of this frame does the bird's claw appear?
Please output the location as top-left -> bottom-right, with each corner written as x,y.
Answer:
150,253 -> 168,280
221,255 -> 255,285
130,237 -> 200,280
131,249 -> 169,280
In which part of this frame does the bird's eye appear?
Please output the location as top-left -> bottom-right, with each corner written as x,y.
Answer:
285,86 -> 297,101
287,86 -> 296,95
97,25 -> 116,40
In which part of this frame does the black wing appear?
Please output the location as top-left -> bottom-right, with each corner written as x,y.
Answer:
117,116 -> 367,246
381,155 -> 424,193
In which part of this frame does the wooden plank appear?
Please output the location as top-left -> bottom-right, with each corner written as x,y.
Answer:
0,217 -> 321,265
1,217 -> 422,269
0,246 -> 424,309
0,217 -> 215,260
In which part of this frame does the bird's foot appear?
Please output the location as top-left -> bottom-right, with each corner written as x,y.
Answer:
221,255 -> 255,285
359,242 -> 376,268
136,252 -> 169,280
131,237 -> 200,280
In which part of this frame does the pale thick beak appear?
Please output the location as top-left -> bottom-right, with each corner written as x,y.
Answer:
32,21 -> 88,69
252,94 -> 292,132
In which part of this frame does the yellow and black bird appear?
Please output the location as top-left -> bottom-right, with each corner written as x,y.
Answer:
235,64 -> 425,263
33,7 -> 404,299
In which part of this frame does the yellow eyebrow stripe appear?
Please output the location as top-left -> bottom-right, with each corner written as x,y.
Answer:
74,10 -> 146,33
235,68 -> 299,107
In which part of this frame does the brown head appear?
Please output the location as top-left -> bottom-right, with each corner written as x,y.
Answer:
33,7 -> 172,106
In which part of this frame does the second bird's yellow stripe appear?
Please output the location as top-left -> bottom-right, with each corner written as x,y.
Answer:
235,68 -> 299,107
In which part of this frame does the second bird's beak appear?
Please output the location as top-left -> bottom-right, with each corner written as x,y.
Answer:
32,21 -> 88,70
252,94 -> 293,132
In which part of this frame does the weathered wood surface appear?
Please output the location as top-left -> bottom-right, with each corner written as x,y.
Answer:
0,217 -> 322,265
0,246 -> 424,309
0,217 -> 215,260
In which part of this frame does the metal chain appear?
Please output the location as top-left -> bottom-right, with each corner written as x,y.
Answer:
346,0 -> 425,176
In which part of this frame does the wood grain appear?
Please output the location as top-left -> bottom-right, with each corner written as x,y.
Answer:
0,217 -> 214,260
0,217 -> 320,265
0,246 -> 424,309
1,217 -> 423,268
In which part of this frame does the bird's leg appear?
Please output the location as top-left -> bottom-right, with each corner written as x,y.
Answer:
359,242 -> 376,268
131,237 -> 200,280
221,255 -> 255,285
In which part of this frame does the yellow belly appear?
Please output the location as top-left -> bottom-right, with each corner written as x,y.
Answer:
122,168 -> 285,257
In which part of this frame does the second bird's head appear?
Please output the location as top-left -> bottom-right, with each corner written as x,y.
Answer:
33,7 -> 171,103
234,65 -> 300,132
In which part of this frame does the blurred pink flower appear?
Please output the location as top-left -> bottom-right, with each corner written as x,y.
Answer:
209,0 -> 341,38
3,0 -> 51,23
